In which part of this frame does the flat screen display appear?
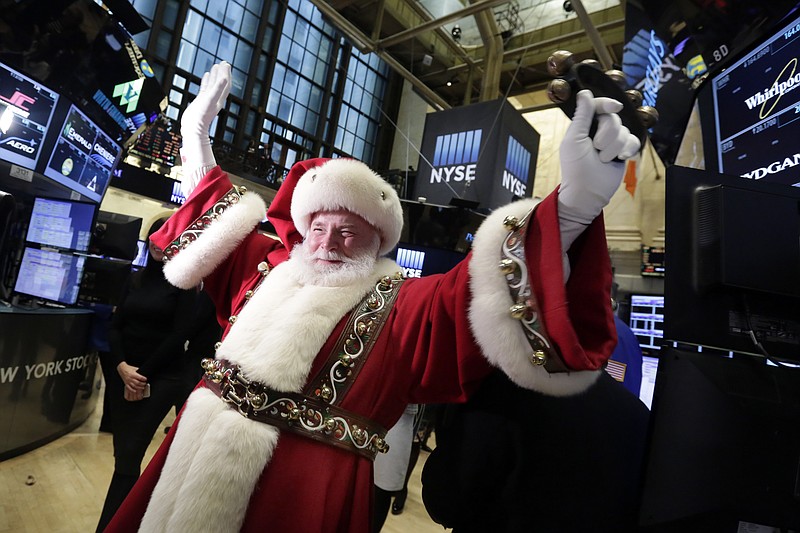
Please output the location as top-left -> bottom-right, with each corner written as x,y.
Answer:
42,104 -> 121,203
13,247 -> 86,305
639,355 -> 659,410
26,197 -> 96,252
392,242 -> 466,278
129,119 -> 181,167
78,256 -> 131,306
132,239 -> 148,268
698,11 -> 800,186
629,294 -> 665,356
0,62 -> 59,169
641,245 -> 665,278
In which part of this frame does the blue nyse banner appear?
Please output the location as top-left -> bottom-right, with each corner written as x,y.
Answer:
415,99 -> 539,211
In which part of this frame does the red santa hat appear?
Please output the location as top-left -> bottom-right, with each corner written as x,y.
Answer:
289,158 -> 403,256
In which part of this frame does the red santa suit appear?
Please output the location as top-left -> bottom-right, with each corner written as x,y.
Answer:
105,157 -> 615,533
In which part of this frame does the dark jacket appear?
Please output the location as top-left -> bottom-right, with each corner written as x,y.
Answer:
422,370 -> 650,533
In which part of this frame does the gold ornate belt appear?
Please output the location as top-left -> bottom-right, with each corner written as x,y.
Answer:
202,358 -> 389,460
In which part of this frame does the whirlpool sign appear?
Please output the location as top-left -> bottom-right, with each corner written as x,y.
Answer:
415,98 -> 539,210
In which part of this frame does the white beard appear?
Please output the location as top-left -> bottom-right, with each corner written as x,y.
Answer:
289,239 -> 379,287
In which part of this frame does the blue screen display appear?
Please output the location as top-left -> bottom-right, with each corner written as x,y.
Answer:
14,247 -> 86,305
26,197 -> 96,252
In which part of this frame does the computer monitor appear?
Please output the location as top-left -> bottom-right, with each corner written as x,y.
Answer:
638,346 -> 800,530
665,165 -> 800,361
0,61 -> 60,170
398,199 -> 484,253
13,247 -> 86,306
639,355 -> 659,410
78,256 -> 131,306
89,211 -> 142,261
132,239 -> 149,269
0,189 -> 16,298
41,103 -> 122,203
641,245 -> 665,278
25,196 -> 97,252
628,293 -> 665,357
696,8 -> 800,187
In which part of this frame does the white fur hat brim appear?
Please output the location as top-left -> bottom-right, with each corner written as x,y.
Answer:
290,159 -> 403,256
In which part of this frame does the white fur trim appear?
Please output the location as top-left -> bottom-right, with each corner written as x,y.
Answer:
163,192 -> 266,289
290,159 -> 403,256
140,258 -> 401,531
468,200 -> 600,396
139,389 -> 278,533
217,257 -> 400,391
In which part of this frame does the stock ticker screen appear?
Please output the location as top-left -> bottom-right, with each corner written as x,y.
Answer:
43,104 -> 121,203
705,12 -> 800,186
0,62 -> 59,169
129,119 -> 181,167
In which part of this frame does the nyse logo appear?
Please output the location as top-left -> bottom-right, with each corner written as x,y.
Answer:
430,129 -> 482,184
502,136 -> 530,196
395,248 -> 425,278
171,180 -> 186,205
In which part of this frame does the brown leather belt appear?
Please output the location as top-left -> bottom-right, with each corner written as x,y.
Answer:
202,358 -> 389,460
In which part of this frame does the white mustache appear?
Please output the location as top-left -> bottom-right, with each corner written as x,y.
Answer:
311,250 -> 353,263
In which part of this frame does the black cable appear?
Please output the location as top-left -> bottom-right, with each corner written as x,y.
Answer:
741,293 -> 800,368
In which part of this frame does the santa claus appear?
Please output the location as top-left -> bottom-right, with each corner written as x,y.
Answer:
104,62 -> 639,533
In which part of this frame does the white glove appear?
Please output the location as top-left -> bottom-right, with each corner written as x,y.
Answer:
179,62 -> 232,196
557,89 -> 640,279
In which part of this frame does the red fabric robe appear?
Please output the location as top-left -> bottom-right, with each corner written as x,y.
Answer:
105,162 -> 615,533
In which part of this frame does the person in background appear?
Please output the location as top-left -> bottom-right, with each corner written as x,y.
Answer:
421,368 -> 650,532
96,217 -> 197,532
389,403 -> 439,516
608,297 -> 644,398
372,404 -> 418,532
174,289 -> 222,413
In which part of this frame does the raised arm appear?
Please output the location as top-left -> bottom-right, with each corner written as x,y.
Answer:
179,61 -> 231,197
465,89 -> 639,396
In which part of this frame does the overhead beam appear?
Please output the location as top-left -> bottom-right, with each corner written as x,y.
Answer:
471,0 -> 503,101
371,0 -> 386,41
420,18 -> 624,79
569,0 -> 615,69
376,0 -> 510,49
309,0 -> 451,110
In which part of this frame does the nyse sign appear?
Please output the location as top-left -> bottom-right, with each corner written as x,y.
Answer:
396,247 -> 424,278
416,98 -> 539,208
502,136 -> 531,196
430,129 -> 481,184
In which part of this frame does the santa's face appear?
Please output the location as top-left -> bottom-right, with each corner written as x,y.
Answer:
290,210 -> 381,286
305,210 -> 380,264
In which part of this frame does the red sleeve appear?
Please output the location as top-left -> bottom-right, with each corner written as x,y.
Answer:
527,190 -> 616,371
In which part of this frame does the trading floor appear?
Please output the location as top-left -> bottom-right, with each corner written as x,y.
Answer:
0,386 -> 441,533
